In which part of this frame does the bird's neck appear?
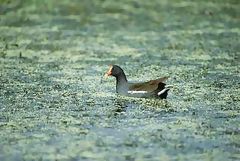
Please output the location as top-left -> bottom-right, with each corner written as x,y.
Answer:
116,73 -> 128,93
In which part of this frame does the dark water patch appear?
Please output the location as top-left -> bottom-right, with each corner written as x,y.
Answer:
0,0 -> 22,14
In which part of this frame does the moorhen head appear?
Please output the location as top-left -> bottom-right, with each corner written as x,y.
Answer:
104,65 -> 170,99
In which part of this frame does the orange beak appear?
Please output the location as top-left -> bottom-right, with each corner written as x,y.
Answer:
104,65 -> 113,78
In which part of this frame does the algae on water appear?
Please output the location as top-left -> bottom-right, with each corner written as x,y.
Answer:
0,0 -> 239,160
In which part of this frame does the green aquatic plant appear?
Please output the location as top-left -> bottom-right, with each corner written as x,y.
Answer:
0,0 -> 239,160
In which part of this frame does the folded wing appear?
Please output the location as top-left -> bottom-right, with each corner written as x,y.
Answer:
128,77 -> 169,93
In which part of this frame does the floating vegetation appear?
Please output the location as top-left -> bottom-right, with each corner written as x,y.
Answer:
0,0 -> 239,160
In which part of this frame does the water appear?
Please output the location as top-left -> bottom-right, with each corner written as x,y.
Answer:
0,0 -> 239,160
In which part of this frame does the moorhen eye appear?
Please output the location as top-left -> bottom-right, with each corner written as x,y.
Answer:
104,65 -> 171,99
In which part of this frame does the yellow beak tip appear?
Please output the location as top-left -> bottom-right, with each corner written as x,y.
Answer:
104,73 -> 109,78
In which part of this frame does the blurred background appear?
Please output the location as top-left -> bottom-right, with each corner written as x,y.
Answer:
0,0 -> 239,161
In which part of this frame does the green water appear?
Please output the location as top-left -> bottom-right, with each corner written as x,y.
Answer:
0,0 -> 239,160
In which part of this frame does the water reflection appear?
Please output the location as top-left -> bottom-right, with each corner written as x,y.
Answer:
111,95 -> 174,115
112,97 -> 129,114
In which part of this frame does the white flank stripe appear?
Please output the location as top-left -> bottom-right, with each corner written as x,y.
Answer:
128,91 -> 148,94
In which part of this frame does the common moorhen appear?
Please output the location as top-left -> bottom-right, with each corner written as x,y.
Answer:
104,65 -> 170,99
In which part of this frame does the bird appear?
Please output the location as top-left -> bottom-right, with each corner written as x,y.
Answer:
104,65 -> 171,99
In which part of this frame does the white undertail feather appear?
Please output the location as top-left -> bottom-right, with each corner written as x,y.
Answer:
157,88 -> 168,96
157,85 -> 173,96
165,85 -> 173,88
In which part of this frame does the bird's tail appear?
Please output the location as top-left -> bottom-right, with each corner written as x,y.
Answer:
157,83 -> 172,99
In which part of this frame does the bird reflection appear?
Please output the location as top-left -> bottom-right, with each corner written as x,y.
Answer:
113,97 -> 128,114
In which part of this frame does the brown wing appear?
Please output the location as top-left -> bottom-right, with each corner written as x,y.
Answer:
148,77 -> 169,85
128,77 -> 169,92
